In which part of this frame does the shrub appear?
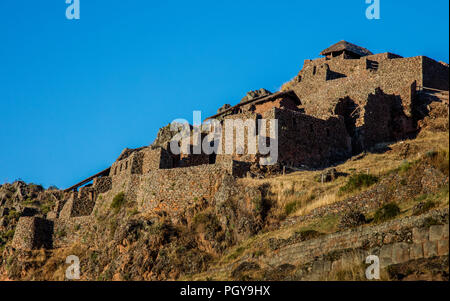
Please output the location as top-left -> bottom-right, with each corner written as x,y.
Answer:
425,149 -> 449,176
29,183 -> 44,192
295,229 -> 323,241
56,229 -> 67,237
252,250 -> 265,258
5,209 -> 20,223
398,160 -> 412,173
128,209 -> 140,216
415,194 -> 428,202
422,217 -> 442,228
228,246 -> 246,261
339,209 -> 366,229
412,200 -> 436,216
373,203 -> 400,223
339,173 -> 378,194
1,229 -> 15,241
90,251 -> 99,263
40,203 -> 52,215
111,192 -> 126,213
109,220 -> 118,239
193,211 -> 222,239
252,196 -> 264,213
193,212 -> 211,225
284,201 -> 299,216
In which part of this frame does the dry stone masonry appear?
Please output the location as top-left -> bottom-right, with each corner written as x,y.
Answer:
11,41 -> 449,254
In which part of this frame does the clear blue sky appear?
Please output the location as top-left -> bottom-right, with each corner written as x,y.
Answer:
0,0 -> 448,188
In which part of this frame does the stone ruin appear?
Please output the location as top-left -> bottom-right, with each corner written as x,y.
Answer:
11,40 -> 449,250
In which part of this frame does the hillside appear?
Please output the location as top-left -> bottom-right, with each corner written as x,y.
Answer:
1,110 -> 448,281
0,41 -> 449,281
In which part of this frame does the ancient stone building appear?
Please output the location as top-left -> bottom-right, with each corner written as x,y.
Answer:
206,40 -> 449,167
11,41 -> 449,250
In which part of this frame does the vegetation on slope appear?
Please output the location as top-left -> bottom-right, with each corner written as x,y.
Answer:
1,122 -> 448,281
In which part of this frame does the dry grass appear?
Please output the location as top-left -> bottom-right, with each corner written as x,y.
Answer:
320,251 -> 390,281
8,243 -> 90,281
187,129 -> 449,281
239,130 -> 448,220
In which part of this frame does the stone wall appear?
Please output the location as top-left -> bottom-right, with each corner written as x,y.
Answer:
204,105 -> 352,168
52,216 -> 92,249
273,108 -> 352,168
253,96 -> 301,115
93,160 -> 248,220
141,147 -> 174,172
58,187 -> 97,219
358,88 -> 416,149
93,176 -> 112,194
291,56 -> 433,120
179,153 -> 210,168
422,56 -> 449,91
11,217 -> 54,250
211,208 -> 449,280
270,208 -> 448,279
110,154 -> 134,177
70,187 -> 96,217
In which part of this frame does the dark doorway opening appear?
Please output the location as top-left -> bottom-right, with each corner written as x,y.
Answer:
334,97 -> 362,154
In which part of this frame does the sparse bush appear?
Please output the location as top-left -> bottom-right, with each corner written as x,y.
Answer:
29,183 -> 44,191
1,229 -> 15,241
40,203 -> 52,215
425,150 -> 439,158
412,200 -> 436,216
339,209 -> 366,229
252,196 -> 263,213
422,217 -> 443,228
4,209 -> 20,223
108,220 -> 118,239
339,173 -> 378,194
90,251 -> 99,263
424,149 -> 449,176
231,261 -> 260,279
414,194 -> 428,202
192,211 -> 222,241
111,192 -> 126,213
227,246 -> 246,261
295,229 -> 323,241
284,200 -> 298,216
398,160 -> 412,173
128,209 -> 140,216
193,212 -> 211,225
56,229 -> 67,238
284,194 -> 315,216
373,203 -> 400,223
252,250 -> 265,258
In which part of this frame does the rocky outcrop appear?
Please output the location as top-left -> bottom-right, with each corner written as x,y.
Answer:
217,104 -> 231,114
151,123 -> 193,149
240,88 -> 272,103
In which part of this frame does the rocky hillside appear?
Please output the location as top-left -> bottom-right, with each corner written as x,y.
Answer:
0,101 -> 448,281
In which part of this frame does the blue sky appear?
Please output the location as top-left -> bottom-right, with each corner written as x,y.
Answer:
0,0 -> 448,188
